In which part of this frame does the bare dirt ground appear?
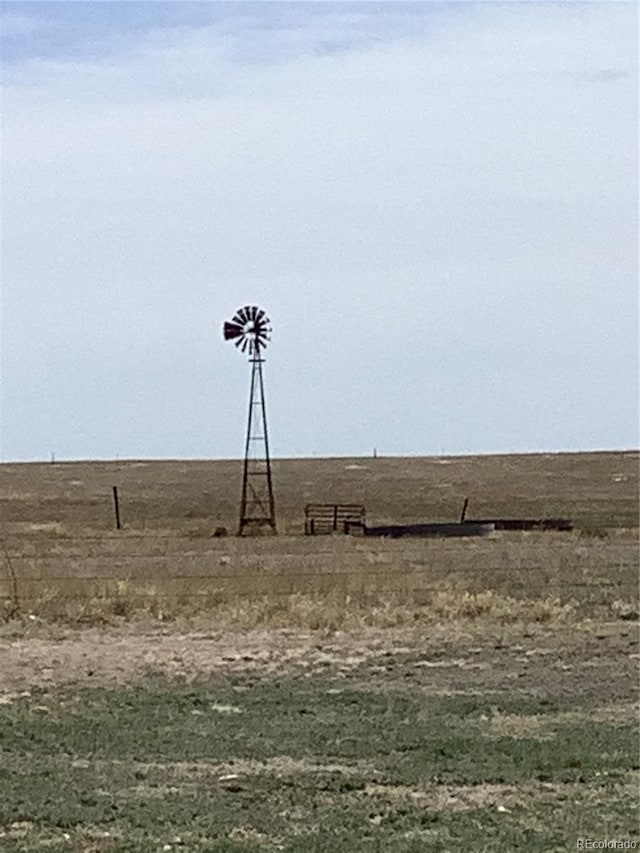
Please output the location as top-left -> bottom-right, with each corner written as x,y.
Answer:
2,620 -> 637,706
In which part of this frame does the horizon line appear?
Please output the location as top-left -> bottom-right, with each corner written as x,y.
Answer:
1,447 -> 638,465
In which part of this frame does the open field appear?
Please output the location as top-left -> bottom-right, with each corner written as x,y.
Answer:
0,616 -> 638,852
1,450 -> 637,619
0,451 -> 638,850
1,450 -> 638,535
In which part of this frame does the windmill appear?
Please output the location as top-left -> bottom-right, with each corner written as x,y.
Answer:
223,305 -> 277,535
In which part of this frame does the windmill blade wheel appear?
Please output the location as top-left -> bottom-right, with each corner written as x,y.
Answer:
223,305 -> 272,355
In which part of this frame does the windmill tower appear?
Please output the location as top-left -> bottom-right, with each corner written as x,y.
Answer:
223,306 -> 277,536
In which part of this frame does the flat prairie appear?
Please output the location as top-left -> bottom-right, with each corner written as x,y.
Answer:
0,451 -> 637,852
0,449 -> 637,535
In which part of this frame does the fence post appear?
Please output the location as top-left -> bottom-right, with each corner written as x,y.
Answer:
112,486 -> 122,530
1,540 -> 20,616
460,497 -> 469,523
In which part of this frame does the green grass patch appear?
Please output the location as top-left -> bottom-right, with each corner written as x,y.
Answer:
0,675 -> 638,852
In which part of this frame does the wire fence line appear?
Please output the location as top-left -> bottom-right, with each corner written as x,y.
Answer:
1,543 -> 636,564
1,533 -> 637,554
3,547 -> 637,561
1,533 -> 637,614
0,567 -> 635,584
2,560 -> 637,582
1,566 -> 635,605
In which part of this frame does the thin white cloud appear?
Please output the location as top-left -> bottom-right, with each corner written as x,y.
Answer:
0,10 -> 56,38
1,3 -> 637,459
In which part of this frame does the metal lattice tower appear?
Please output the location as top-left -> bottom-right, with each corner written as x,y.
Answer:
223,306 -> 276,536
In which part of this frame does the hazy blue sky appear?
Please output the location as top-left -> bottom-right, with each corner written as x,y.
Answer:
1,1 -> 637,461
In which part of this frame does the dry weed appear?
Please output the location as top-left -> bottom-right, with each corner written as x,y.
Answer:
610,598 -> 639,621
427,588 -> 576,624
5,582 -> 581,631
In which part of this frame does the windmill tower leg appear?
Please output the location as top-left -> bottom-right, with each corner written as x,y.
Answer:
239,354 -> 277,535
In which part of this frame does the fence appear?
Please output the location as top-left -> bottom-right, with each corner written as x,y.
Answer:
304,504 -> 366,535
0,533 -> 637,615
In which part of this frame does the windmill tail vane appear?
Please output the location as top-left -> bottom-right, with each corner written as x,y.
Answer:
223,305 -> 276,535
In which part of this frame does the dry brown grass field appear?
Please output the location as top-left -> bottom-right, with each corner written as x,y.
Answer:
0,450 -> 637,621
0,452 -> 638,851
1,450 -> 638,536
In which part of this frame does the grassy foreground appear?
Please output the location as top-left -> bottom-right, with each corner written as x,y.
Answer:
1,662 -> 638,852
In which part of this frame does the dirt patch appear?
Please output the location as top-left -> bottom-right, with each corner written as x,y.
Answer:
365,775 -> 640,813
481,711 -> 554,740
0,620 -> 637,705
0,622 -> 415,693
365,781 -> 528,812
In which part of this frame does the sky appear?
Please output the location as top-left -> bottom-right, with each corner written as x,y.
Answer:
1,1 -> 638,461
